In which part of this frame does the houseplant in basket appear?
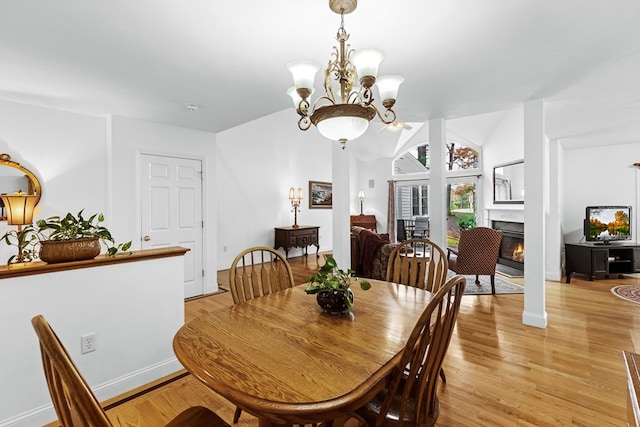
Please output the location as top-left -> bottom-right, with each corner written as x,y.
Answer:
34,210 -> 131,263
304,256 -> 371,314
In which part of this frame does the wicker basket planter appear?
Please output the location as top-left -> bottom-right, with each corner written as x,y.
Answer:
39,237 -> 101,264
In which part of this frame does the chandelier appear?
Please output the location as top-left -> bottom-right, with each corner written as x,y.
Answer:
287,0 -> 404,149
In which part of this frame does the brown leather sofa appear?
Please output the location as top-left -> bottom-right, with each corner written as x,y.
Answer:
350,226 -> 398,280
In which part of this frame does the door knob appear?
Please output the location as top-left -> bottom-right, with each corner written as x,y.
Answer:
143,235 -> 151,242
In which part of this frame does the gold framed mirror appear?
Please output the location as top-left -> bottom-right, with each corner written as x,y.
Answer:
0,153 -> 42,220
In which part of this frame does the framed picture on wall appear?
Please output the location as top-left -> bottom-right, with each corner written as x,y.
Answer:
309,181 -> 332,209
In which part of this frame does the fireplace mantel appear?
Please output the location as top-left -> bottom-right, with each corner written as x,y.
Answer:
485,207 -> 524,225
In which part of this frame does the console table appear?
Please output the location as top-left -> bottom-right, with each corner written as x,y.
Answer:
565,243 -> 640,283
274,225 -> 319,258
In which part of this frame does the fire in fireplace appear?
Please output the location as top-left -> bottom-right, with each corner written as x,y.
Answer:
492,220 -> 524,270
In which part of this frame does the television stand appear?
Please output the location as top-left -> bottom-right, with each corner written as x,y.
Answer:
565,243 -> 640,283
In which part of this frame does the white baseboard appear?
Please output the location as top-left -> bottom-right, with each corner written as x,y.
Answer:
0,357 -> 183,427
522,310 -> 548,328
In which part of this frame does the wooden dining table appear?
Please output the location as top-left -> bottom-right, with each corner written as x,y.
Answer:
173,279 -> 433,427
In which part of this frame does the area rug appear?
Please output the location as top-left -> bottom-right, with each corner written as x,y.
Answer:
448,271 -> 524,295
610,285 -> 640,305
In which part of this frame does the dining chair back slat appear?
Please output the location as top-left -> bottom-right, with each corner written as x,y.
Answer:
354,275 -> 466,427
230,246 -> 295,304
228,246 -> 296,422
386,239 -> 448,293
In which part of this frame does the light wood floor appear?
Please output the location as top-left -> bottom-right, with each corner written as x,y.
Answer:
103,254 -> 639,427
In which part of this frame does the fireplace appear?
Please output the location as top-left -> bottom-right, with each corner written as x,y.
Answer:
492,220 -> 524,270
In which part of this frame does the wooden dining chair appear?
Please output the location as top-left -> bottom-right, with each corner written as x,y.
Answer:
228,246 -> 295,422
352,275 -> 466,427
447,226 -> 503,294
386,238 -> 450,384
229,246 -> 295,305
31,314 -> 230,427
386,238 -> 448,293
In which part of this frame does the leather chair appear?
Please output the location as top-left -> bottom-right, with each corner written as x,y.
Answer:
447,226 -> 503,294
31,315 -> 230,427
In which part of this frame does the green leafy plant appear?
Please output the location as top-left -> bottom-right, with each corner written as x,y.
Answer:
1,210 -> 132,264
35,210 -> 131,256
458,215 -> 476,230
1,225 -> 38,264
304,256 -> 371,311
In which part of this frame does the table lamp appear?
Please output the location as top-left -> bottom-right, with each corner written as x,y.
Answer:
1,190 -> 38,263
289,187 -> 303,228
358,189 -> 365,215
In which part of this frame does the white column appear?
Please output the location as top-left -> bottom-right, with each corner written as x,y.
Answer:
331,142 -> 351,269
546,139 -> 563,281
523,99 -> 548,328
428,118 -> 446,249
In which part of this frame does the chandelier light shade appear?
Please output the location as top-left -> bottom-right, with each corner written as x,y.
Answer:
287,0 -> 404,149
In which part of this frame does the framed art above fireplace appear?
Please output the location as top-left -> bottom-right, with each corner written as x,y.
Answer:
493,160 -> 524,204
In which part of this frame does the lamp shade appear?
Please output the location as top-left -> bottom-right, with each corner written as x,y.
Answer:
287,61 -> 320,92
376,74 -> 405,103
1,193 -> 37,226
352,48 -> 383,81
317,116 -> 370,142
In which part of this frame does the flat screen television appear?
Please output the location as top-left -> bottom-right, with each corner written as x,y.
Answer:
584,206 -> 631,244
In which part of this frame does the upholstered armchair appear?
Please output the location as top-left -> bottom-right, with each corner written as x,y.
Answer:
447,227 -> 503,294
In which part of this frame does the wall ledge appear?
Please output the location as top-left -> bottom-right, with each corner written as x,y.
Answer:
0,246 -> 189,279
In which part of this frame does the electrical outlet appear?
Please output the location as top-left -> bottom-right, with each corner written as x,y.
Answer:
81,333 -> 96,354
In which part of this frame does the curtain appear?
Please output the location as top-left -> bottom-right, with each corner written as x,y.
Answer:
387,180 -> 396,242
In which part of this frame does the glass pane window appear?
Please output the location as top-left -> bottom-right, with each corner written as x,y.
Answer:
447,180 -> 477,248
446,144 -> 479,171
395,182 -> 429,241
393,143 -> 479,176
393,145 -> 429,175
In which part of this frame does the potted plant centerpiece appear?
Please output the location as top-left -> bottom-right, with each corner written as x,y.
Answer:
1,210 -> 131,264
304,256 -> 371,314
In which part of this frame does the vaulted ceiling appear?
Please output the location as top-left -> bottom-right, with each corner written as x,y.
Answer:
1,0 -> 638,155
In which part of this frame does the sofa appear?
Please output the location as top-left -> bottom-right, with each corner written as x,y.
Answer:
350,226 -> 398,280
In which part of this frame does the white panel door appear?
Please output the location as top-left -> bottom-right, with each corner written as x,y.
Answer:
140,154 -> 204,298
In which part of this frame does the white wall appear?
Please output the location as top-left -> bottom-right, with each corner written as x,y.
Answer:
562,141 -> 640,245
0,101 -> 108,264
215,109 -> 335,268
355,157 -> 394,233
481,107 -> 525,208
109,115 -> 219,292
0,255 -> 185,427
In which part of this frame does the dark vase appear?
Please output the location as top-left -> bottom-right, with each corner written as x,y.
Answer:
316,289 -> 354,314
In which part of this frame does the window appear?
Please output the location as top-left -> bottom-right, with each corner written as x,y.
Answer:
447,178 -> 478,248
393,140 -> 481,245
393,143 -> 479,175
